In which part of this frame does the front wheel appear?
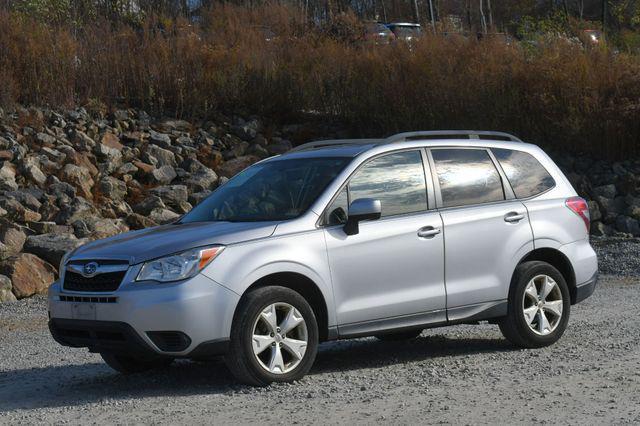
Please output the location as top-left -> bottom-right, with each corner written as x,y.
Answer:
225,286 -> 319,386
100,353 -> 173,374
498,261 -> 571,348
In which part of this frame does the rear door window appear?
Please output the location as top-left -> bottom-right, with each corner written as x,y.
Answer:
492,148 -> 555,198
431,149 -> 505,208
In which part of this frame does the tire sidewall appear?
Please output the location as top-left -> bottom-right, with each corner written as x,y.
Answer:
237,287 -> 319,384
511,262 -> 571,346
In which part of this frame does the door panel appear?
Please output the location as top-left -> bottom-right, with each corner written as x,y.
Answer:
440,202 -> 534,308
325,211 -> 445,326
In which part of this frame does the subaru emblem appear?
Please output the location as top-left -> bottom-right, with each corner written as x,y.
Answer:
82,262 -> 99,277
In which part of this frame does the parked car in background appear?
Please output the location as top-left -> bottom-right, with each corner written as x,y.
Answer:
362,21 -> 396,45
386,22 -> 423,42
48,130 -> 598,386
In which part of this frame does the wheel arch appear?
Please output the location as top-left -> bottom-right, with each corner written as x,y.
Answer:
517,248 -> 578,304
238,272 -> 331,342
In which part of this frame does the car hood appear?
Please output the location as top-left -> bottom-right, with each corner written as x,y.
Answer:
70,221 -> 278,264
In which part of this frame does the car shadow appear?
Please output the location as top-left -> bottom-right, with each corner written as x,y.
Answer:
0,334 -> 514,413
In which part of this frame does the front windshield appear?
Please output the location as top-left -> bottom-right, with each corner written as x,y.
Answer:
181,157 -> 351,222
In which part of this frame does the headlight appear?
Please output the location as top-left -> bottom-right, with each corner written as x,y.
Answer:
136,246 -> 225,283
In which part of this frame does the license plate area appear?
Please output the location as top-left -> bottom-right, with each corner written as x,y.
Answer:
71,303 -> 96,320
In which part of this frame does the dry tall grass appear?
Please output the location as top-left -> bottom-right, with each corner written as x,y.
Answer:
1,5 -> 639,158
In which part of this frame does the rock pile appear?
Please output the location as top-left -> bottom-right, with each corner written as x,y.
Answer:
0,105 -> 638,302
0,106 -> 292,301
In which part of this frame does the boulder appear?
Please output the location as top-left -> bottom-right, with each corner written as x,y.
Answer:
23,233 -> 87,267
0,274 -> 16,303
151,165 -> 177,185
150,185 -> 188,210
0,253 -> 56,299
217,155 -> 259,178
99,132 -> 124,151
189,190 -> 212,206
615,216 -> 640,236
145,144 -> 176,167
98,176 -> 128,201
72,217 -> 129,240
133,195 -> 165,216
148,208 -> 180,224
0,197 -> 41,223
55,197 -> 98,225
22,156 -> 47,186
593,184 -> 617,199
148,130 -> 172,148
232,118 -> 261,141
61,164 -> 95,200
126,213 -> 158,230
0,220 -> 27,259
0,162 -> 18,191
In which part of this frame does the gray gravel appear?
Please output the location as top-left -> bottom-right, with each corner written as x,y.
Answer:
1,240 -> 639,424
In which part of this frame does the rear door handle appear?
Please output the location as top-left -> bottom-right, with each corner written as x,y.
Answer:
417,226 -> 441,238
504,212 -> 525,223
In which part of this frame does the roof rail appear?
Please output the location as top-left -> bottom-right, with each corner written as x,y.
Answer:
384,130 -> 523,143
288,138 -> 382,153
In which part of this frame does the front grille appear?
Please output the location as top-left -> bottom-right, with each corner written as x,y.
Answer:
60,295 -> 117,303
63,270 -> 126,292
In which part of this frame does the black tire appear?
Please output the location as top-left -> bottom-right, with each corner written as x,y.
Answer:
225,286 -> 319,386
100,353 -> 173,374
498,261 -> 571,348
375,329 -> 422,341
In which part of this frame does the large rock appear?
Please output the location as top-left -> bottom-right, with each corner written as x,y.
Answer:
126,213 -> 158,230
23,233 -> 87,267
55,197 -> 98,225
148,130 -> 172,148
22,156 -> 47,186
615,216 -> 640,236
0,220 -> 28,259
72,217 -> 129,240
98,176 -> 128,201
0,197 -> 40,223
0,274 -> 16,303
148,208 -> 180,224
145,144 -> 176,167
61,164 -> 95,199
0,253 -> 56,299
0,162 -> 18,191
217,155 -> 259,178
151,165 -> 177,185
182,159 -> 219,192
150,185 -> 189,211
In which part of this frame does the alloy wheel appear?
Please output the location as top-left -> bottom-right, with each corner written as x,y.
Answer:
251,302 -> 308,374
522,274 -> 564,336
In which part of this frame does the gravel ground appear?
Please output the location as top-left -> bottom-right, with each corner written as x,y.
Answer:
1,240 -> 639,425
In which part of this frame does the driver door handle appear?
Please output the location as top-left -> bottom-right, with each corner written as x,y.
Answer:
504,212 -> 525,223
417,226 -> 441,238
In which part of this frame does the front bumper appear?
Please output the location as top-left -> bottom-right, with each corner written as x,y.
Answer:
48,273 -> 239,357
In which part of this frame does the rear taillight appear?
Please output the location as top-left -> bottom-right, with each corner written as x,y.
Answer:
565,196 -> 590,232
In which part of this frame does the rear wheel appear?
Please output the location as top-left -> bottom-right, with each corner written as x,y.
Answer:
499,261 -> 570,348
225,286 -> 319,386
100,353 -> 173,374
375,329 -> 422,341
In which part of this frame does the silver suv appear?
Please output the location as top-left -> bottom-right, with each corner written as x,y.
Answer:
48,131 -> 598,386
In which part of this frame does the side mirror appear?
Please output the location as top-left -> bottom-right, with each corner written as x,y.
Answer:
344,198 -> 381,236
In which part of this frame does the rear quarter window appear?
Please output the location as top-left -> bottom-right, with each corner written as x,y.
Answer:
492,148 -> 555,198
